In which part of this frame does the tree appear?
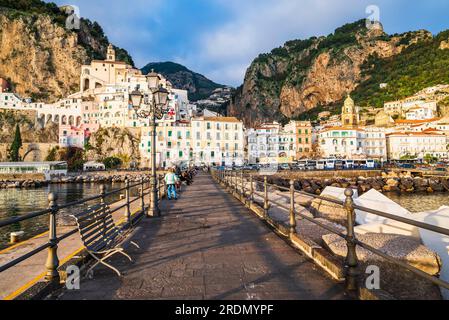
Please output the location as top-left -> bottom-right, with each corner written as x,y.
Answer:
424,154 -> 438,164
103,157 -> 122,170
45,146 -> 59,161
8,124 -> 22,162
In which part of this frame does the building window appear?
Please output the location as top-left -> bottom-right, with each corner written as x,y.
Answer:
179,151 -> 183,157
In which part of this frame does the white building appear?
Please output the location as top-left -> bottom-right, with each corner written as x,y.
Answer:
405,105 -> 436,120
318,127 -> 365,159
384,98 -> 437,117
386,130 -> 448,160
363,127 -> 387,161
247,123 -> 282,164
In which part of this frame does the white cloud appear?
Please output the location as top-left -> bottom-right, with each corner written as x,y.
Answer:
186,0 -> 387,86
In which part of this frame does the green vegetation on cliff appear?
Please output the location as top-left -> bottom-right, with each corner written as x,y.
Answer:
0,0 -> 134,66
352,30 -> 449,107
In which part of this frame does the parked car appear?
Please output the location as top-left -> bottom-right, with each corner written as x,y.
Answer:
279,163 -> 291,171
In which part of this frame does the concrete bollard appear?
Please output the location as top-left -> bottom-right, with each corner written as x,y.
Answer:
10,231 -> 25,244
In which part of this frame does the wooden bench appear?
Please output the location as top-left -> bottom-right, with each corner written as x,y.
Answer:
71,203 -> 135,277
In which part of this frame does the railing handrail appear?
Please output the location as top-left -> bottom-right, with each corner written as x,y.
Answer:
259,179 -> 449,237
0,175 -> 167,278
212,169 -> 449,293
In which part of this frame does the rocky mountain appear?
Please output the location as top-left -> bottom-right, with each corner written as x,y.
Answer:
229,19 -> 447,126
141,62 -> 226,101
0,0 -> 133,102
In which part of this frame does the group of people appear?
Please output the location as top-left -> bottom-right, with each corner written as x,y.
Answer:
164,166 -> 198,200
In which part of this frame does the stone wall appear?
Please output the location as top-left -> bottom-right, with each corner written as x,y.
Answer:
0,143 -> 59,162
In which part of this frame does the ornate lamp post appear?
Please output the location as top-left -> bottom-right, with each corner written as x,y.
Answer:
130,70 -> 169,217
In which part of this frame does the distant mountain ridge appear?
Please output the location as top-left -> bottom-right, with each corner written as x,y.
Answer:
141,62 -> 226,101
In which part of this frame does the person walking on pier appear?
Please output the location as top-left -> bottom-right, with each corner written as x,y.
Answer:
165,168 -> 179,200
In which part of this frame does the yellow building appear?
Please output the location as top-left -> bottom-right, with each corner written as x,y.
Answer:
191,117 -> 244,166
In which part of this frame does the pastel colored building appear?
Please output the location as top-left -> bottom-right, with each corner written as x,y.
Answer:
191,117 -> 245,166
284,120 -> 312,159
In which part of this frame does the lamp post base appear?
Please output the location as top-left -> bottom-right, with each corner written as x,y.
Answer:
147,206 -> 161,218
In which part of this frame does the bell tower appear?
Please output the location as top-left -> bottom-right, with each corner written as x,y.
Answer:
341,94 -> 359,127
106,44 -> 116,62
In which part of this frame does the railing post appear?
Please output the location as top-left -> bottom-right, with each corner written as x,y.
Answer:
240,171 -> 244,197
45,192 -> 60,282
100,184 -> 106,205
289,180 -> 297,236
344,188 -> 359,291
264,176 -> 269,218
249,174 -> 254,206
148,176 -> 152,211
140,177 -> 145,216
125,179 -> 131,224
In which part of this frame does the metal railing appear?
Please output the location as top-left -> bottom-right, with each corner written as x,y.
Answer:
0,175 -> 167,282
212,169 -> 449,293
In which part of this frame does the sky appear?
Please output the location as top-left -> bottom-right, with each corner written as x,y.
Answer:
50,0 -> 449,87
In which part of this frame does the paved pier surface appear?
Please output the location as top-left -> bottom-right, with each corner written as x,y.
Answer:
57,173 -> 348,300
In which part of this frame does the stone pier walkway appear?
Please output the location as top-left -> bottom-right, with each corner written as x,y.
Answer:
57,173 -> 348,300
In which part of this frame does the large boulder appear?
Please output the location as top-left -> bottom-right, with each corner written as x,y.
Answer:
310,195 -> 347,225
322,233 -> 442,300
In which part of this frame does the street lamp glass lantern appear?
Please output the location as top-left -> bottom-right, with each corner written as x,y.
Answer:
154,87 -> 169,106
130,89 -> 143,112
146,69 -> 160,89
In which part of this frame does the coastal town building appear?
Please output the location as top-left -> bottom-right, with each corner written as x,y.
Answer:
247,123 -> 294,164
59,125 -> 86,149
139,121 -> 193,169
191,117 -> 244,167
384,98 -> 437,118
318,127 -> 366,159
386,130 -> 448,160
364,127 -> 388,161
284,121 -> 312,159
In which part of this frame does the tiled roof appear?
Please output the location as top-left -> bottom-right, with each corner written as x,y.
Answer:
201,117 -> 241,123
394,118 -> 441,124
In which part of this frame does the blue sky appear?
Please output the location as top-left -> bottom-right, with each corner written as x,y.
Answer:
50,0 -> 449,86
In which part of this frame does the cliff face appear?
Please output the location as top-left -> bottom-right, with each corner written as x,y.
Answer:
86,127 -> 141,165
229,20 -> 433,126
0,4 -> 133,102
0,13 -> 89,101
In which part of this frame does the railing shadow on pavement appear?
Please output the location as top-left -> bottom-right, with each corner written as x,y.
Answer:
211,169 -> 449,297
